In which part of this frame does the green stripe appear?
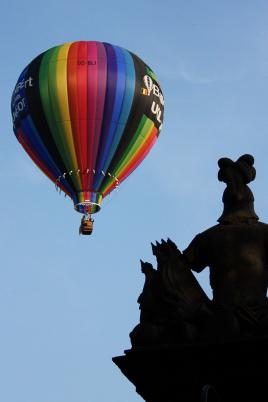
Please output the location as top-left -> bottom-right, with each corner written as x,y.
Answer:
114,116 -> 153,175
146,67 -> 158,83
100,115 -> 153,193
39,46 -> 74,179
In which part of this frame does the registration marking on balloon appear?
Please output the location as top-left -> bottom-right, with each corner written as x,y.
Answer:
11,41 -> 164,234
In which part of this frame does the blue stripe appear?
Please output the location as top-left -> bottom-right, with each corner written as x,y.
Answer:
94,44 -> 117,178
93,48 -> 135,190
21,117 -> 75,196
13,65 -> 76,199
93,45 -> 125,189
101,49 -> 135,173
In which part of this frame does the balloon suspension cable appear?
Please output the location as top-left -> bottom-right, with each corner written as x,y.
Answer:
55,169 -> 119,193
55,168 -> 119,182
83,213 -> 93,221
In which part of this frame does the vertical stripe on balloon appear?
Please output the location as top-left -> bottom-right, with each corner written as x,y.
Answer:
93,45 -> 129,191
100,48 -> 135,176
54,43 -> 82,190
94,43 -> 117,176
86,41 -> 98,189
18,128 -> 73,197
39,48 -> 74,177
26,54 -> 72,190
100,116 -> 154,195
76,41 -> 89,192
103,130 -> 157,197
67,42 -> 87,192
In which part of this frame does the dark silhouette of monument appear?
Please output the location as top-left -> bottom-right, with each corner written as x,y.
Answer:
113,155 -> 268,402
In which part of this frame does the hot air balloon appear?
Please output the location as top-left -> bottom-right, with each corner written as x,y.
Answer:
11,41 -> 164,235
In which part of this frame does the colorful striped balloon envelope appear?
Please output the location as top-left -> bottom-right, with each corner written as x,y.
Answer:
11,41 -> 164,233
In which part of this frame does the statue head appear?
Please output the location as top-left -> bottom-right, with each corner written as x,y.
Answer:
217,154 -> 259,223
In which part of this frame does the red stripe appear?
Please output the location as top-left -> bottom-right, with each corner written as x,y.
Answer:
67,43 -> 82,173
77,41 -> 89,187
67,41 -> 88,190
92,42 -> 107,172
120,135 -> 157,183
87,41 -> 98,188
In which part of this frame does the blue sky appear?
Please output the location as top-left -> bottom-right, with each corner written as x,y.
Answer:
1,1 -> 268,401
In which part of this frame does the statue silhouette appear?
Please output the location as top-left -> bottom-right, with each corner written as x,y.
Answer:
131,155 -> 268,346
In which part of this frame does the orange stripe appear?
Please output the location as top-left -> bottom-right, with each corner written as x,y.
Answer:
120,130 -> 158,182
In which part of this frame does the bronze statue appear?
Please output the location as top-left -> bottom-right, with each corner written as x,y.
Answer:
130,154 -> 268,346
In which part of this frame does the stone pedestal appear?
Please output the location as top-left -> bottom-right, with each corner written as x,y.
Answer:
113,336 -> 268,402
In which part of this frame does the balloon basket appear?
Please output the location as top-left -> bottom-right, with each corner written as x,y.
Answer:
79,214 -> 94,235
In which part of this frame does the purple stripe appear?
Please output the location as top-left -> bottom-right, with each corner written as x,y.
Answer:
91,41 -> 107,167
95,43 -> 117,174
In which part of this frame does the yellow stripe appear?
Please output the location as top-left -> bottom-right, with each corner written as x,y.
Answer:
56,43 -> 82,189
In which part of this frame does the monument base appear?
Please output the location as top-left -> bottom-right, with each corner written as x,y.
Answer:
113,336 -> 268,402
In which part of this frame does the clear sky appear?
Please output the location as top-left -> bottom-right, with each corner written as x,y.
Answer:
1,1 -> 268,401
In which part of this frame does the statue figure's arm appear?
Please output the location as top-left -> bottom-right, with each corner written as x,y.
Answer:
183,234 -> 208,273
